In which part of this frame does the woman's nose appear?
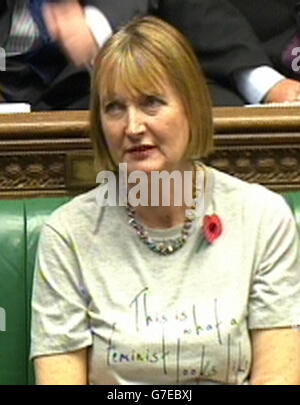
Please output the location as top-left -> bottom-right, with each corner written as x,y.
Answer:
125,107 -> 146,136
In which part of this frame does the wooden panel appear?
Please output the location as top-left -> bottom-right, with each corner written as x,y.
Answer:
1,107 -> 300,198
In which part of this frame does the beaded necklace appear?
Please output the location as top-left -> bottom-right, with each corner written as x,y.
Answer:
126,163 -> 203,255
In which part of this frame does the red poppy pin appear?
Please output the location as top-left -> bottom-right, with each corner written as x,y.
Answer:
203,214 -> 222,243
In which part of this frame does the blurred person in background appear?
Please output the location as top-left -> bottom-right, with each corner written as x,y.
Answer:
2,0 -> 300,110
0,0 -> 146,110
45,0 -> 300,106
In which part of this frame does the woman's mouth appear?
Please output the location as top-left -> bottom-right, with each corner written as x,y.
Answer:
126,145 -> 157,159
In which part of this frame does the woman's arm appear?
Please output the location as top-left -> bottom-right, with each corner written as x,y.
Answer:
250,328 -> 300,385
34,348 -> 88,385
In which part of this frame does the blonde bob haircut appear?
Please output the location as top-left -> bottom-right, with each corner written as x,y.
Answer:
90,16 -> 214,172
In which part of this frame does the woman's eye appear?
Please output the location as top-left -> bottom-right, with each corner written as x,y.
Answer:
142,96 -> 164,110
104,102 -> 124,116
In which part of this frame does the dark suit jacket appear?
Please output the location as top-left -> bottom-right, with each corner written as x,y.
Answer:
0,0 -> 149,110
228,0 -> 299,79
153,1 -> 300,83
149,0 -> 298,103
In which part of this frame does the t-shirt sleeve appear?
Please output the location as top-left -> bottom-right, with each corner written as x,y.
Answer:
248,192 -> 300,330
30,219 -> 92,360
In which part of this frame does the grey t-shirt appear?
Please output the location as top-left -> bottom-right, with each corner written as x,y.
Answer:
30,167 -> 300,384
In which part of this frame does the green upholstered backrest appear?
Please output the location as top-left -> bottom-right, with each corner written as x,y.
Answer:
0,201 -> 26,385
281,192 -> 300,233
0,198 -> 69,385
0,192 -> 300,385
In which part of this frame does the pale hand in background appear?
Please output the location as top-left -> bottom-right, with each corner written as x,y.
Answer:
264,78 -> 300,103
43,0 -> 98,68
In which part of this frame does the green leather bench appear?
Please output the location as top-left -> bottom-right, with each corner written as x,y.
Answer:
0,193 -> 300,385
0,197 -> 69,385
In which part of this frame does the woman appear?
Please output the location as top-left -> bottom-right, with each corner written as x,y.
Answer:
30,16 -> 300,384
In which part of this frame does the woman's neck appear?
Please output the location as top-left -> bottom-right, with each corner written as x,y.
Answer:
131,161 -> 198,229
134,204 -> 188,229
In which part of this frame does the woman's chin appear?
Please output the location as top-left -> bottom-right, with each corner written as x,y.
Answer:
118,159 -> 189,176
121,159 -> 163,175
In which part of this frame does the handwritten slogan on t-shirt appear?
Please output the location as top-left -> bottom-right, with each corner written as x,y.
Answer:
104,287 -> 250,384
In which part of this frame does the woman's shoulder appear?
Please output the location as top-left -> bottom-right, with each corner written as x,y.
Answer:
210,166 -> 289,213
43,185 -> 107,231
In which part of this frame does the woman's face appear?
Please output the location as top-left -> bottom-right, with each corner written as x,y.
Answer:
100,78 -> 191,175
